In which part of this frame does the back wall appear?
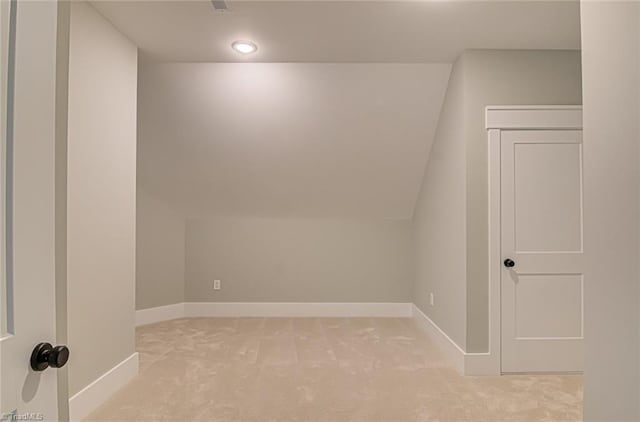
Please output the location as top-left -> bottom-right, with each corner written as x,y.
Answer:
185,217 -> 413,303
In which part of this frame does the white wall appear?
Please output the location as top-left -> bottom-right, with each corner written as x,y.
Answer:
67,1 -> 137,396
136,189 -> 185,310
185,218 -> 413,303
413,56 -> 468,349
581,2 -> 640,420
136,62 -> 448,307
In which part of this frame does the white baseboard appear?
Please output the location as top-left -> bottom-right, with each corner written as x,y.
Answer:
135,302 -> 185,327
411,304 -> 466,373
68,352 -> 139,422
464,351 -> 498,375
135,302 -> 412,325
411,304 -> 499,375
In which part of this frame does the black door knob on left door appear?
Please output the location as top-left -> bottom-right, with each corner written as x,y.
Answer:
30,342 -> 70,371
504,258 -> 516,268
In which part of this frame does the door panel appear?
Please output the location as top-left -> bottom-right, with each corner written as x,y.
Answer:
514,273 -> 583,339
1,1 -> 62,419
513,142 -> 583,253
501,130 -> 584,373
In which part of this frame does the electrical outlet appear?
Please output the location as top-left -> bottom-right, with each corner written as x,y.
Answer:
213,279 -> 221,290
429,293 -> 435,307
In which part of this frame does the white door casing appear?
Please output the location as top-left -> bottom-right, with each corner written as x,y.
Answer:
484,106 -> 583,375
1,1 -> 64,419
500,129 -> 584,373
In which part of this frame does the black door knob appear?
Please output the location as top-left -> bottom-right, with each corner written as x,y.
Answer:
30,342 -> 70,371
504,258 -> 515,268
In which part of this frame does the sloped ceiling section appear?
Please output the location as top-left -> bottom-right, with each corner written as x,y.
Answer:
138,63 -> 451,218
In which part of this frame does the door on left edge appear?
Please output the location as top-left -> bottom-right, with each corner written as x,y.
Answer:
1,1 -> 68,420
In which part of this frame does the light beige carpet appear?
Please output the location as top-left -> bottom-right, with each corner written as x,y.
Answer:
85,317 -> 582,422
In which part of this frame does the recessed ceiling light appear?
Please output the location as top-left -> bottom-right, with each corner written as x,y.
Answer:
231,40 -> 258,54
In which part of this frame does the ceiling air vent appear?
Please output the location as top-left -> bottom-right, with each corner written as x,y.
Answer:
211,0 -> 229,12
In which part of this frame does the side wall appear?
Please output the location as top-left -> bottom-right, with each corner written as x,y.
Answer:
463,49 -> 583,352
185,218 -> 413,303
412,55 -> 468,350
67,1 -> 137,396
136,189 -> 185,310
581,2 -> 640,420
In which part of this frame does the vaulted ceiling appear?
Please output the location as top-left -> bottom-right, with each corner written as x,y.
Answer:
95,1 -> 580,219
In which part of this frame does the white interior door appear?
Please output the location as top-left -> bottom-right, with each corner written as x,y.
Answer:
501,129 -> 584,373
1,1 -> 66,419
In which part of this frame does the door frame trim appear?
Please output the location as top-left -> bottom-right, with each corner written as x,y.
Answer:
483,105 -> 583,375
